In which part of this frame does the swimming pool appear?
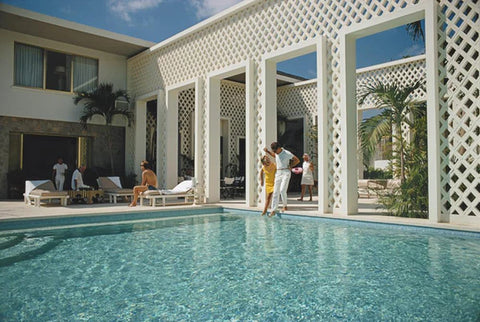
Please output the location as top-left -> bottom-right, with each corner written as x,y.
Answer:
1,210 -> 479,321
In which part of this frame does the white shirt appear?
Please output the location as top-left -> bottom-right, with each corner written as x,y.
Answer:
275,149 -> 294,170
71,169 -> 85,190
53,163 -> 68,178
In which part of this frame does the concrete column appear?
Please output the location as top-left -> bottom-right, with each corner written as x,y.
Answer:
193,79 -> 204,202
206,77 -> 221,202
357,109 -> 364,179
155,90 -> 167,188
245,60 -> 256,206
134,100 -> 147,184
260,59 -> 277,207
165,89 -> 178,189
338,34 -> 358,215
316,37 -> 331,213
424,0 -> 444,222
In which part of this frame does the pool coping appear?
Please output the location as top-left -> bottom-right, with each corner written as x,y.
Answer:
224,208 -> 480,238
1,205 -> 479,238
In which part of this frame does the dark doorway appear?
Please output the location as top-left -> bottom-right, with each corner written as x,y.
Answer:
23,134 -> 77,190
238,138 -> 246,176
278,118 -> 304,192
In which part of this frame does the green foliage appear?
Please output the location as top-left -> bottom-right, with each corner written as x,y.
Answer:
380,104 -> 428,218
74,83 -> 133,174
73,83 -> 133,128
364,168 -> 392,180
358,79 -> 428,218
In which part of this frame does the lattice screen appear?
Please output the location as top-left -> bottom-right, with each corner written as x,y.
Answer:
220,81 -> 246,166
128,0 -> 479,223
438,1 -> 480,221
356,56 -> 427,109
178,88 -> 195,158
277,81 -> 318,161
177,81 -> 247,169
146,109 -> 157,164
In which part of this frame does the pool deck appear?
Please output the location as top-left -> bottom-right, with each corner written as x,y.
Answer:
1,194 -> 479,233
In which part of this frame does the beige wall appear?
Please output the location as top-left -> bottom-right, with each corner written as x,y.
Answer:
0,28 -> 128,123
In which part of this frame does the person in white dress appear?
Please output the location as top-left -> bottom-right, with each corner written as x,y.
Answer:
52,157 -> 68,191
298,153 -> 314,201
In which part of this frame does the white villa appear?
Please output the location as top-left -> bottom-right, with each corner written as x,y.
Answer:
0,1 -> 478,227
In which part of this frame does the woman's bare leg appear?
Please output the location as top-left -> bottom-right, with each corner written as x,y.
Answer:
129,185 -> 147,207
298,185 -> 306,201
262,192 -> 273,216
308,185 -> 313,201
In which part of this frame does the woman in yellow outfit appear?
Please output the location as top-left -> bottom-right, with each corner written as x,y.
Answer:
260,154 -> 276,216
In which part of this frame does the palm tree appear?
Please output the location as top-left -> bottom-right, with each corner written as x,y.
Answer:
357,80 -> 424,183
74,83 -> 133,174
405,21 -> 424,42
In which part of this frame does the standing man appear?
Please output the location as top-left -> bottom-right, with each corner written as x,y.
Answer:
52,157 -> 68,191
71,165 -> 90,191
129,160 -> 158,207
265,142 -> 300,217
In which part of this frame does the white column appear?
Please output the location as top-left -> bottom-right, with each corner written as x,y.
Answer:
316,37 -> 331,214
134,100 -> 147,183
206,77 -> 221,202
425,0 -> 444,222
338,34 -> 358,215
194,79 -> 204,202
260,59 -> 277,207
165,89 -> 179,189
155,90 -> 166,188
357,109 -> 364,179
245,60 -> 256,206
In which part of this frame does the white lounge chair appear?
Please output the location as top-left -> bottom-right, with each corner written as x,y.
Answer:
97,176 -> 134,204
139,179 -> 196,207
24,180 -> 69,207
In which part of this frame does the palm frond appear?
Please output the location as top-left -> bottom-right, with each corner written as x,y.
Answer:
406,21 -> 424,42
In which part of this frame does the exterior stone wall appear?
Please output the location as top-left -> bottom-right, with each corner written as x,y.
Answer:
0,116 -> 126,199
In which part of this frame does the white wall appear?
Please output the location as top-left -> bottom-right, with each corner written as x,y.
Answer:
0,28 -> 128,124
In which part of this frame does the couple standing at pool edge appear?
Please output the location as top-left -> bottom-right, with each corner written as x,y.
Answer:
261,142 -> 301,217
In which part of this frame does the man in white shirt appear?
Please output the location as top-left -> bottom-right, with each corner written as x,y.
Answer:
52,157 -> 68,191
71,165 -> 90,191
265,142 -> 300,217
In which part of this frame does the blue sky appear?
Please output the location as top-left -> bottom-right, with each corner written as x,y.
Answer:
3,0 -> 425,78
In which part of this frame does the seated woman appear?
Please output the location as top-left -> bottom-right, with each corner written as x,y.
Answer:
129,160 -> 158,207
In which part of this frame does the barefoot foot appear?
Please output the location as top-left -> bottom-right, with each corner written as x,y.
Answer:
128,202 -> 137,207
268,211 -> 276,217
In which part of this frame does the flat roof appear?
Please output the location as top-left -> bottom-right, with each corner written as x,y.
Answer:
0,3 -> 155,57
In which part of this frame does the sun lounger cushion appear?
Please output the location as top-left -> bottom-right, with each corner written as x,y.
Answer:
142,180 -> 193,196
28,181 -> 68,197
97,177 -> 121,190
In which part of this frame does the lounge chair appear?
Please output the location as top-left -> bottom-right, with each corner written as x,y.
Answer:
139,179 -> 196,207
24,180 -> 69,207
97,176 -> 134,204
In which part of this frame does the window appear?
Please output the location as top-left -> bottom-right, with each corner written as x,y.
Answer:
14,43 -> 43,88
14,42 -> 98,93
46,51 -> 71,91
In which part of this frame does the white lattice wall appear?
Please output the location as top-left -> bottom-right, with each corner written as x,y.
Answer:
277,80 -> 318,160
356,55 -> 427,109
220,81 -> 247,165
438,1 -> 480,223
177,81 -> 247,169
178,88 -> 195,157
127,0 -> 480,224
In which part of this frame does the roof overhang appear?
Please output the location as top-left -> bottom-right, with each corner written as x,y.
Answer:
0,4 -> 154,57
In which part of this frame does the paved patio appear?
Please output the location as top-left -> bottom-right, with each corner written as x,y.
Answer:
1,193 -> 479,233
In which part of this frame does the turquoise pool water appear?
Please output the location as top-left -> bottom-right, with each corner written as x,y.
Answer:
1,212 -> 479,321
